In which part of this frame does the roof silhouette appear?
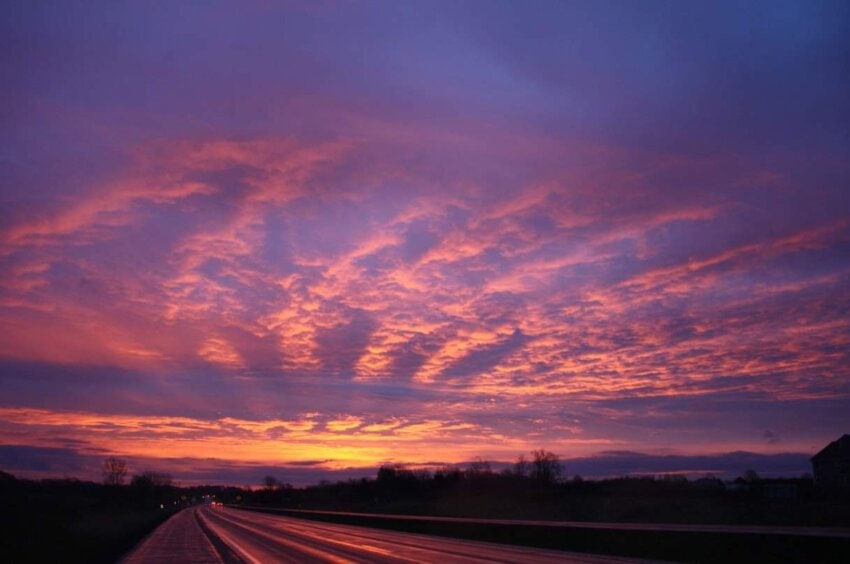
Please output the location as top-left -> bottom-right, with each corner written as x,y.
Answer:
812,434 -> 850,462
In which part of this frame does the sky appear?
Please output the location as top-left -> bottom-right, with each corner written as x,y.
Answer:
1,1 -> 849,486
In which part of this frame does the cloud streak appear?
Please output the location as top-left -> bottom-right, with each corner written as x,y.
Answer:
1,1 -> 848,483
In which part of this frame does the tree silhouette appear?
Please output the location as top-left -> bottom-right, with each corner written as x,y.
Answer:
530,449 -> 562,484
513,454 -> 530,477
130,471 -> 172,488
467,457 -> 492,478
263,475 -> 280,490
102,457 -> 128,485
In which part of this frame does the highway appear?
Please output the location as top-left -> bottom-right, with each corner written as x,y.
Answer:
122,506 -> 655,563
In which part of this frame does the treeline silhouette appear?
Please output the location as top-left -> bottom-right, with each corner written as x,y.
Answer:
2,449 -> 849,562
249,450 -> 849,527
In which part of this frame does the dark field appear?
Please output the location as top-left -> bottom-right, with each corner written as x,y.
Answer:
0,473 -> 178,563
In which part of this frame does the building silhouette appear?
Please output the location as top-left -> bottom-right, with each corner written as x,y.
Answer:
811,434 -> 850,490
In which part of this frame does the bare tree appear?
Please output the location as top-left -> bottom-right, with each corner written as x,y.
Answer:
263,475 -> 280,490
467,457 -> 492,477
530,449 -> 562,484
102,457 -> 128,486
513,454 -> 530,477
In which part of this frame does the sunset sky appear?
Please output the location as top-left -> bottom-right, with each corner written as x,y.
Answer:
1,1 -> 849,485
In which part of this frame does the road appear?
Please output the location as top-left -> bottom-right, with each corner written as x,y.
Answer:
122,506 -> 655,563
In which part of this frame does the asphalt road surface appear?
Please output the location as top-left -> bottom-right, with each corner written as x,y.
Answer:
122,506 -> 655,563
